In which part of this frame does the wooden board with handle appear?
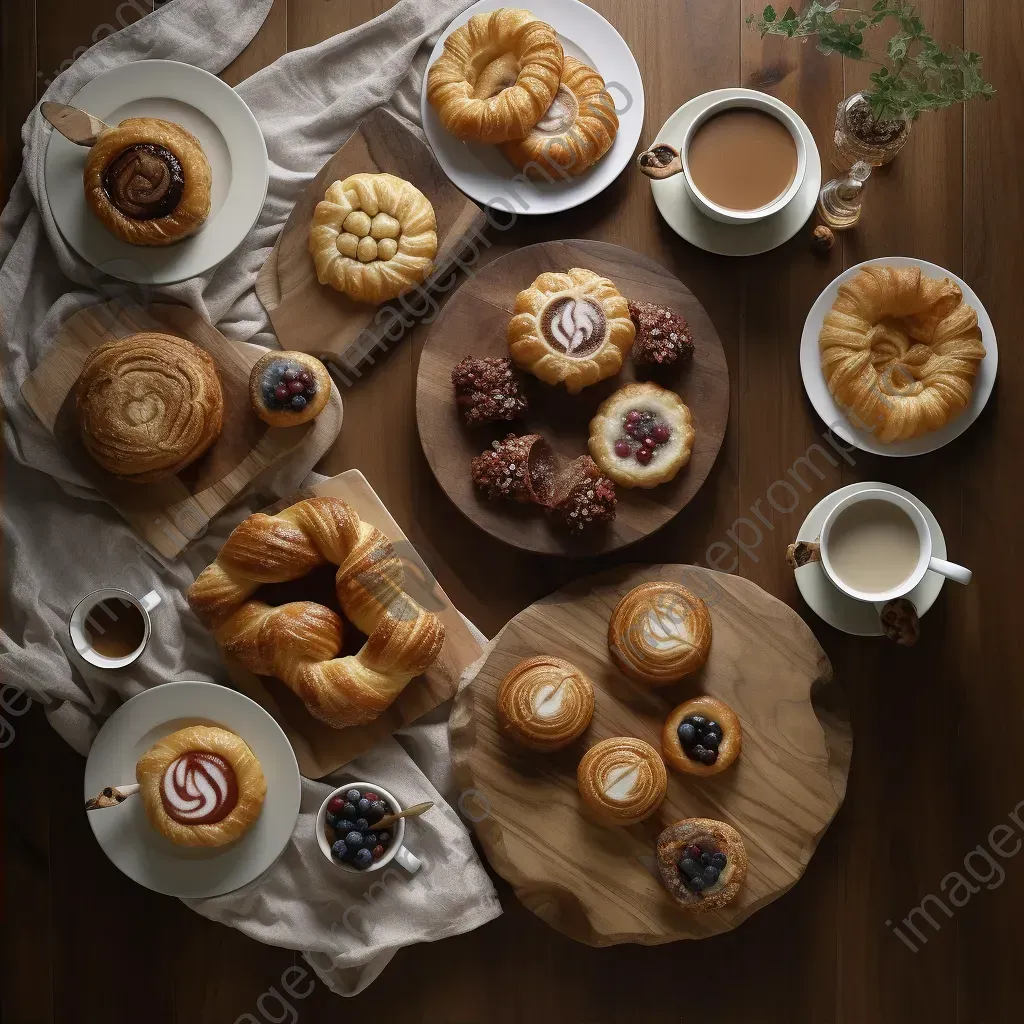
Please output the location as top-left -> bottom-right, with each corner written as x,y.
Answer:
449,563 -> 851,945
217,469 -> 485,779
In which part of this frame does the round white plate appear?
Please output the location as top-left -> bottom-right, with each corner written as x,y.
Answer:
649,88 -> 822,257
800,256 -> 998,456
84,680 -> 300,899
421,0 -> 645,215
794,481 -> 946,637
44,59 -> 269,285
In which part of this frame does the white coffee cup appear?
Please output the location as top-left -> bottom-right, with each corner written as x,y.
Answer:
69,588 -> 162,669
819,489 -> 971,604
316,781 -> 422,875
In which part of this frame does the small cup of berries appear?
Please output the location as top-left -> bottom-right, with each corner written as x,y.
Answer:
316,781 -> 422,874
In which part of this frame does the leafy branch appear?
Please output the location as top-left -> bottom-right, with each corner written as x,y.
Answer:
747,1 -> 996,122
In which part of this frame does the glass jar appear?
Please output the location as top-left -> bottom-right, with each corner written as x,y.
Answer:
832,91 -> 912,168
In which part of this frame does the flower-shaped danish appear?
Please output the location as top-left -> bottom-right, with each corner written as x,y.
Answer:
309,172 -> 438,305
507,268 -> 635,393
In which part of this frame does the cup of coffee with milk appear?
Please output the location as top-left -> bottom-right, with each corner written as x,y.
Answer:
638,92 -> 806,223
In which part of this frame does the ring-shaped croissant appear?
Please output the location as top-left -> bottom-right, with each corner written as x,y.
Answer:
819,265 -> 986,443
187,498 -> 446,729
309,172 -> 438,305
427,8 -> 564,144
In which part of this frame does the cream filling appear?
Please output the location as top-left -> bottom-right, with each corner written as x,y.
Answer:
532,682 -> 566,719
601,763 -> 640,802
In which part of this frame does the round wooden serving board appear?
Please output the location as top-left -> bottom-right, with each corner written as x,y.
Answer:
449,564 -> 852,945
416,240 -> 730,555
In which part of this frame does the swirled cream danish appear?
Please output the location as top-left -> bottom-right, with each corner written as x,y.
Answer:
576,736 -> 667,826
496,655 -> 595,751
135,725 -> 266,848
507,268 -> 635,393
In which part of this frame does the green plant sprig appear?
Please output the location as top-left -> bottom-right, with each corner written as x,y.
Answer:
747,1 -> 996,122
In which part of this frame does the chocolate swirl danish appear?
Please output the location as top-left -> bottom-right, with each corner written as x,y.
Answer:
84,117 -> 212,246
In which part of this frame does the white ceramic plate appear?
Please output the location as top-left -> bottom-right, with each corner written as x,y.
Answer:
649,88 -> 822,257
794,481 -> 946,637
800,256 -> 998,456
84,680 -> 301,899
44,59 -> 269,285
421,0 -> 645,215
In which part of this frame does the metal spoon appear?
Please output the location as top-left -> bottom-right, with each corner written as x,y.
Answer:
41,102 -> 110,147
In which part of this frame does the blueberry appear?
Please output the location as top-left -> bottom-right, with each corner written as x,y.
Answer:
368,800 -> 388,823
357,797 -> 372,815
703,731 -> 720,750
362,832 -> 378,849
343,802 -> 357,819
325,811 -> 338,828
677,722 -> 696,748
305,385 -> 317,398
335,819 -> 356,834
678,857 -> 701,879
700,851 -> 712,866
345,789 -> 361,804
355,818 -> 370,832
711,852 -> 727,869
330,839 -> 349,861
291,394 -> 307,410
703,865 -> 720,884
354,848 -> 374,869
690,744 -> 708,762
377,831 -> 391,846
688,875 -> 706,892
688,715 -> 707,729
700,748 -> 718,766
705,721 -> 721,737
344,831 -> 363,850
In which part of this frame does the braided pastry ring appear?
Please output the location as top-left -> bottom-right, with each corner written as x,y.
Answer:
819,265 -> 986,443
309,173 -> 438,305
187,497 -> 446,729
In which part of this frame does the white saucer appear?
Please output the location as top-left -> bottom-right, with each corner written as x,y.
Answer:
800,256 -> 999,456
84,680 -> 300,899
648,88 -> 822,257
422,0 -> 645,215
794,481 -> 946,637
44,59 -> 269,285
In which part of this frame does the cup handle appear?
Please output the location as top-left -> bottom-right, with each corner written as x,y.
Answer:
139,590 -> 162,613
928,557 -> 972,586
394,846 -> 421,875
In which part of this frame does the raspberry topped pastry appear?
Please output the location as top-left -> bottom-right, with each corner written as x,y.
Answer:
588,382 -> 695,488
628,300 -> 695,367
249,351 -> 332,427
451,356 -> 528,426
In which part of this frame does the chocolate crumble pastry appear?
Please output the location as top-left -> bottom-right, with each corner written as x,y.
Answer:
629,300 -> 695,367
471,433 -> 556,505
451,357 -> 529,426
552,455 -> 616,533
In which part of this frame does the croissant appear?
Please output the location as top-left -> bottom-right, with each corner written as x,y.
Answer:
819,265 -> 986,442
187,497 -> 446,729
427,8 -> 564,143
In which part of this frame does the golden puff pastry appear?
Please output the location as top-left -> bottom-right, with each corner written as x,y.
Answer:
496,655 -> 595,751
656,818 -> 748,912
136,725 -> 266,848
427,8 -> 564,144
83,117 -> 212,246
249,350 -> 332,427
662,695 -> 741,777
501,57 -> 618,178
507,268 -> 635,393
310,173 -> 437,305
75,332 -> 224,483
577,736 -> 667,827
589,382 -> 696,488
608,581 -> 712,686
819,265 -> 986,443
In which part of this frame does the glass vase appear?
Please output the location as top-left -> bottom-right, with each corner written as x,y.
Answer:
832,91 -> 912,168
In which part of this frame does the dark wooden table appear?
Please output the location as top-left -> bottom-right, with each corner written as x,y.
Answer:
3,1 -> 1022,1021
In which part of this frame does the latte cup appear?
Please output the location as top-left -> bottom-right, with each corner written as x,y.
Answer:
819,489 -> 971,604
69,588 -> 161,669
316,782 -> 422,875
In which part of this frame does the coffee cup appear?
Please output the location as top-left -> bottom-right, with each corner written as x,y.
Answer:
819,489 -> 971,604
69,588 -> 162,669
638,92 -> 807,225
316,781 -> 422,875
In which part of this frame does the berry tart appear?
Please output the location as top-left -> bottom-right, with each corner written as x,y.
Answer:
656,818 -> 748,912
588,382 -> 695,488
324,786 -> 394,871
250,351 -> 331,427
662,695 -> 741,776
452,356 -> 529,426
471,433 -> 557,505
628,300 -> 695,368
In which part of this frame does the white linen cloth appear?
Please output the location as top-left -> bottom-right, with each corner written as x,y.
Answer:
0,0 -> 501,996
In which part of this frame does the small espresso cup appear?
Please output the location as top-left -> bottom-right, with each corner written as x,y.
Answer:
69,588 -> 161,669
316,781 -> 422,875
819,489 -> 972,604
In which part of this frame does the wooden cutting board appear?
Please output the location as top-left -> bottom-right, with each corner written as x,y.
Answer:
20,301 -> 343,559
415,239 -> 731,556
449,563 -> 851,945
255,106 -> 487,372
217,469 -> 484,779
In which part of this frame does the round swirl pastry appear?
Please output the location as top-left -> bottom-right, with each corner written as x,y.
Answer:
427,8 -> 564,144
135,725 -> 266,848
496,655 -> 595,751
819,265 -> 986,442
589,382 -> 695,488
577,736 -> 667,827
74,332 -> 224,483
501,57 -> 618,178
656,818 -> 748,912
507,268 -> 635,393
662,695 -> 741,777
608,582 -> 712,686
309,173 -> 438,305
83,117 -> 212,246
